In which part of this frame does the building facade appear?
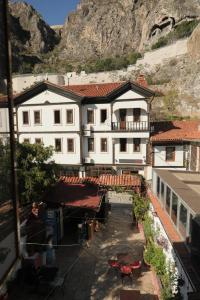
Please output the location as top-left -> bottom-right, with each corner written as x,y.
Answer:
149,169 -> 200,299
0,81 -> 155,176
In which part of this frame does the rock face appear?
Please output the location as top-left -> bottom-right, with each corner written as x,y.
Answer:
188,23 -> 200,60
58,0 -> 200,61
9,1 -> 60,54
0,1 -> 60,75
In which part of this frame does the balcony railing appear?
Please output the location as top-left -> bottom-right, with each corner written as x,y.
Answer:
111,121 -> 149,131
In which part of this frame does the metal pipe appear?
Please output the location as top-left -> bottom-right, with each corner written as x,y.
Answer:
3,0 -> 20,257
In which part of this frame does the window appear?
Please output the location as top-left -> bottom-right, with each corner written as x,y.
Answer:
66,109 -> 73,124
133,108 -> 141,122
35,138 -> 42,144
120,138 -> 127,152
101,138 -> 108,152
54,110 -> 61,124
161,182 -> 165,201
100,109 -> 107,123
88,138 -> 94,152
67,139 -> 74,152
55,138 -> 62,152
22,111 -> 29,125
172,192 -> 178,225
179,203 -> 188,237
133,138 -> 140,152
165,186 -> 171,215
23,138 -> 30,143
166,146 -> 175,161
34,111 -> 41,124
157,176 -> 160,196
87,109 -> 94,124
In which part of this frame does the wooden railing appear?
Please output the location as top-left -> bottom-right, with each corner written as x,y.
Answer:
111,121 -> 148,131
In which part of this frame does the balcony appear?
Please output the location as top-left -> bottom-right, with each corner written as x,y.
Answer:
111,121 -> 149,131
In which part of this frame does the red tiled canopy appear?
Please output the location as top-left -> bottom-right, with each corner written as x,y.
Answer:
60,175 -> 141,187
151,120 -> 200,142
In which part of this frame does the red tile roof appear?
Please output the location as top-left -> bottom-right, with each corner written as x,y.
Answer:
147,189 -> 181,243
63,82 -> 124,97
151,120 -> 200,142
45,182 -> 102,211
60,175 -> 141,187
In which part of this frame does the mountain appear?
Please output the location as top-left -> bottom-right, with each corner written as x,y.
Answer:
58,0 -> 200,61
0,1 -> 60,76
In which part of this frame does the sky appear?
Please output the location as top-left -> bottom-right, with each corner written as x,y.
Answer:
12,0 -> 80,25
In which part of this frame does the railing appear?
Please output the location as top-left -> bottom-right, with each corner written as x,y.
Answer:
111,121 -> 148,131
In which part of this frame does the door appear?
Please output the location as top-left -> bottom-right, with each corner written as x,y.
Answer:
119,109 -> 126,129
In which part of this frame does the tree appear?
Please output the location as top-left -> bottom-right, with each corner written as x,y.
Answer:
16,142 -> 58,205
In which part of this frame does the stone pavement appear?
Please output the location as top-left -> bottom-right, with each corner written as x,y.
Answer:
9,201 -> 158,300
51,203 -> 157,300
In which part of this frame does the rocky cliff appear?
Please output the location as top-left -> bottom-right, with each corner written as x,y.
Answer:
0,1 -> 60,75
58,0 -> 200,61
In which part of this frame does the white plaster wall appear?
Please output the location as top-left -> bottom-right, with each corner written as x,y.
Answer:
113,100 -> 148,112
154,145 -> 184,167
83,133 -> 113,164
19,133 -> 81,165
116,90 -> 144,100
0,108 -> 9,133
115,138 -> 147,164
82,103 -> 111,131
17,91 -> 80,132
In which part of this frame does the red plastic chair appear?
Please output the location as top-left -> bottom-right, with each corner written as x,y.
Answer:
130,260 -> 142,270
120,265 -> 133,284
108,259 -> 120,269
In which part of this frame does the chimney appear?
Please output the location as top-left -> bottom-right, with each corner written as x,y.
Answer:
136,74 -> 148,88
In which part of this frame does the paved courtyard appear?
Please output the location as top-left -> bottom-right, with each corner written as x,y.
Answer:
9,193 -> 158,300
51,198 -> 157,299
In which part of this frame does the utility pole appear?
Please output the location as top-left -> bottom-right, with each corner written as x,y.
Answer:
2,0 -> 20,256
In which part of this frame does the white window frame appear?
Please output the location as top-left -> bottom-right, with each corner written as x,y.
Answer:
100,138 -> 108,153
67,138 -> 75,153
33,110 -> 42,125
66,109 -> 74,125
55,138 -> 62,153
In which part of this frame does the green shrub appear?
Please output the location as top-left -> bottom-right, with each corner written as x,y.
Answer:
132,194 -> 149,222
143,214 -> 154,241
151,20 -> 199,50
173,20 -> 199,39
151,36 -> 168,50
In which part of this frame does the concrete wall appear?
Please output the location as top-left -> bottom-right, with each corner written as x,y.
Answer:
11,39 -> 189,93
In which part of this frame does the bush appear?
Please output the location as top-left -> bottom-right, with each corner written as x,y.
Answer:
151,20 -> 199,50
151,36 -> 168,50
173,20 -> 199,39
132,194 -> 149,222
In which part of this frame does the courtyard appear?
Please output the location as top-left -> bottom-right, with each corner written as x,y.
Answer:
50,193 -> 158,300
9,193 -> 159,300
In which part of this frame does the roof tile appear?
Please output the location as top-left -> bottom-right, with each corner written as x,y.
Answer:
151,120 -> 200,142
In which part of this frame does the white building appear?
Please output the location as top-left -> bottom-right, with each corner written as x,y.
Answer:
0,80 -> 155,176
150,120 -> 200,171
149,169 -> 200,299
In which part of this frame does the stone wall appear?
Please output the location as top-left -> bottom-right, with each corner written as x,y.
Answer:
11,38 -> 188,93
